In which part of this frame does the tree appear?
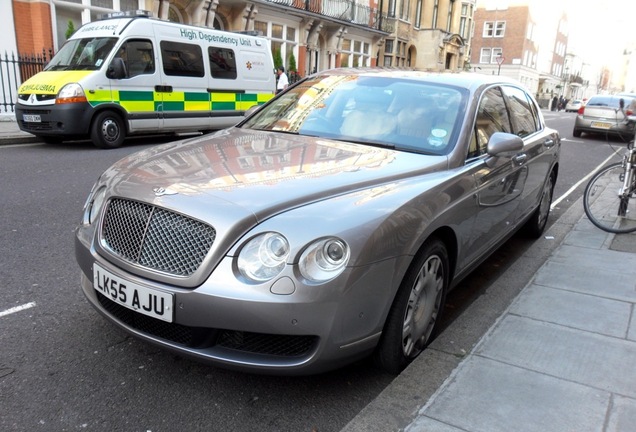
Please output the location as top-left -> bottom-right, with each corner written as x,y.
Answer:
287,51 -> 297,72
65,20 -> 76,40
273,48 -> 283,70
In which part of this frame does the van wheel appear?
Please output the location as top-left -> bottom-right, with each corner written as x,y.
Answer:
91,111 -> 125,149
374,238 -> 449,374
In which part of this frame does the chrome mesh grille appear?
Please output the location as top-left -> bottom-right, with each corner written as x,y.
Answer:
101,198 -> 216,277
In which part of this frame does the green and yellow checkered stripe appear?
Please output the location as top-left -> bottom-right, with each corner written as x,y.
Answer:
87,90 -> 273,112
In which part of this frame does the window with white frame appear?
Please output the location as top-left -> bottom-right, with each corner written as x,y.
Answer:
340,39 -> 371,68
483,21 -> 505,37
479,47 -> 503,64
254,20 -> 298,70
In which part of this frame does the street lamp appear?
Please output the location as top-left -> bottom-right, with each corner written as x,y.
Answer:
496,54 -> 504,75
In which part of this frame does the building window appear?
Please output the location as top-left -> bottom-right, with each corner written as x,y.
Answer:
388,0 -> 397,17
432,0 -> 439,28
446,0 -> 454,32
483,21 -> 505,38
459,3 -> 472,39
254,20 -> 298,69
479,47 -> 503,64
414,0 -> 423,28
341,38 -> 370,67
399,0 -> 411,20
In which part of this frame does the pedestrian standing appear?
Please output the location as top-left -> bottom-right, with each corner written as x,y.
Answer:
276,66 -> 289,94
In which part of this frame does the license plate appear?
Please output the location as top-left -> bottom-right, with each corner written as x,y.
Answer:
23,114 -> 41,123
591,121 -> 612,129
93,263 -> 174,323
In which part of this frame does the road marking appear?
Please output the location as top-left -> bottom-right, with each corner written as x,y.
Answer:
0,302 -> 36,318
551,153 -> 619,209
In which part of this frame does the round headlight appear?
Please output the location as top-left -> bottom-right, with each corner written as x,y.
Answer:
299,238 -> 350,283
238,232 -> 290,282
83,186 -> 107,225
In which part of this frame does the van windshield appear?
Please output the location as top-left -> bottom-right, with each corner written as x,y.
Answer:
45,37 -> 118,71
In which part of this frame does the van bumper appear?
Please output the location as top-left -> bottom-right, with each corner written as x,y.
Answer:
15,101 -> 95,137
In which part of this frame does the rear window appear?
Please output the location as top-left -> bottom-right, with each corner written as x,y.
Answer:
587,96 -> 633,108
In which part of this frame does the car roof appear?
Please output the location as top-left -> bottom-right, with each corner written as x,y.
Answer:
315,68 -> 524,91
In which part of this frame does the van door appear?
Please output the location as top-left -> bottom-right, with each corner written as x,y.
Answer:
156,39 -> 211,132
110,39 -> 161,132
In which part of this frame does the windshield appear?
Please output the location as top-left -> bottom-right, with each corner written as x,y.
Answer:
45,37 -> 118,71
241,74 -> 467,155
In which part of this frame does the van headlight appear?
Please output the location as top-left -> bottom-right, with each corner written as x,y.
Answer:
57,83 -> 87,104
299,238 -> 350,283
238,232 -> 290,282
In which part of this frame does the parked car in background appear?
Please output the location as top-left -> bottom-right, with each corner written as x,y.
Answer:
573,94 -> 635,140
75,68 -> 560,375
565,99 -> 584,112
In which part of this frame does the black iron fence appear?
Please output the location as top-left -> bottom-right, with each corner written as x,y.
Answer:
0,50 -> 52,114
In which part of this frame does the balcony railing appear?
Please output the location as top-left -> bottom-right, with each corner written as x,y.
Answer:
264,0 -> 394,33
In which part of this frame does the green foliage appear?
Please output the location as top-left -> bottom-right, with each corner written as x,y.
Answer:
65,20 -> 76,40
287,51 -> 297,72
273,49 -> 283,70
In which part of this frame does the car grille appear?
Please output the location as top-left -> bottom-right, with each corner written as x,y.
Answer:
97,293 -> 319,357
101,198 -> 216,277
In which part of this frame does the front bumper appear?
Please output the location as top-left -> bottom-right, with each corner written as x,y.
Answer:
75,231 -> 394,375
16,101 -> 95,137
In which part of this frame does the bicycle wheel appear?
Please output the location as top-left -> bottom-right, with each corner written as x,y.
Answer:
583,162 -> 636,233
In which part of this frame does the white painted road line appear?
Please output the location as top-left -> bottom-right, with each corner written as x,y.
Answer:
0,302 -> 36,318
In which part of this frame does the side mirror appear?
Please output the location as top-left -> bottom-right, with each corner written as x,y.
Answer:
107,57 -> 127,80
244,104 -> 262,117
486,132 -> 524,158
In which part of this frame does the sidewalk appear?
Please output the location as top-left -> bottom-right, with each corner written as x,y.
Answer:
343,192 -> 636,431
0,115 -> 40,144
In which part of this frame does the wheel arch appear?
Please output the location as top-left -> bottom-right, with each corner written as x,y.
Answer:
90,103 -> 130,135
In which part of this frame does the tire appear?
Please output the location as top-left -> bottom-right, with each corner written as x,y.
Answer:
583,163 -> 636,233
573,129 -> 582,138
90,110 -> 126,149
524,170 -> 556,238
374,238 -> 449,374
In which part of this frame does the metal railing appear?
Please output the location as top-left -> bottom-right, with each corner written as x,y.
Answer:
265,0 -> 394,32
0,50 -> 51,114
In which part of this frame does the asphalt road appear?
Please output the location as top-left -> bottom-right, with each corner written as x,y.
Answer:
0,113 -> 626,432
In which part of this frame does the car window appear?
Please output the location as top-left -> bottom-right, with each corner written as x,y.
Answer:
242,74 -> 466,155
470,87 -> 511,158
586,96 -> 627,108
501,85 -> 539,138
116,39 -> 155,78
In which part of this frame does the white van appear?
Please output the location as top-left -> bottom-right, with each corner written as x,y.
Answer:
15,10 -> 276,148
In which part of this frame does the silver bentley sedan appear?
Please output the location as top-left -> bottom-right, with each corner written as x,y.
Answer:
75,68 -> 560,375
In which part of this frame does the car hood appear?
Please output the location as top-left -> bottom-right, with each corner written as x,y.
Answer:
106,128 -> 447,218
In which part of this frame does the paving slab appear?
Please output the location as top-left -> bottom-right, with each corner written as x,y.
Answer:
477,315 -> 636,398
509,284 -> 632,338
414,356 -> 609,432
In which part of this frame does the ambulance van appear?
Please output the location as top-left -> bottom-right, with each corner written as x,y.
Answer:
16,10 -> 276,148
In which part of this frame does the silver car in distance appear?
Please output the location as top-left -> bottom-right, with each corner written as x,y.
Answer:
75,68 -> 560,375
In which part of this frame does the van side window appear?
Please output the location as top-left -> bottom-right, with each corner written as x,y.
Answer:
160,41 -> 204,77
209,47 -> 237,80
117,39 -> 154,78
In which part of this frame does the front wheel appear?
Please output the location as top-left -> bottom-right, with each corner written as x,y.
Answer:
91,111 -> 126,149
374,238 -> 449,374
524,170 -> 556,238
583,162 -> 636,233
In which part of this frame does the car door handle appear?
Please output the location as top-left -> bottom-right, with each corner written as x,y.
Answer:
544,138 -> 555,148
512,154 -> 527,165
